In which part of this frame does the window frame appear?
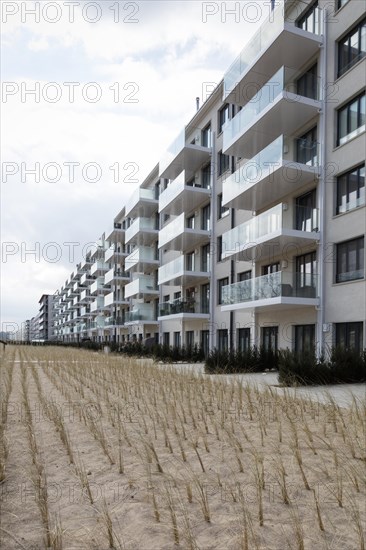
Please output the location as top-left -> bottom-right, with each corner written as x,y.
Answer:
336,236 -> 365,283
337,92 -> 365,146
336,164 -> 365,214
218,150 -> 230,176
218,103 -> 230,134
218,277 -> 229,305
335,322 -> 363,352
296,1 -> 319,34
294,324 -> 316,353
217,193 -> 230,219
337,18 -> 366,77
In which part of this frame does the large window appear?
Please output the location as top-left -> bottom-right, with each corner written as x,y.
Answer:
296,64 -> 318,100
295,190 -> 317,231
201,330 -> 209,357
217,193 -> 229,219
201,204 -> 211,231
336,322 -> 363,352
237,328 -> 250,352
186,330 -> 194,349
217,235 -> 223,262
238,270 -> 252,282
294,325 -> 315,353
262,262 -> 280,275
201,283 -> 210,313
218,277 -> 229,305
337,92 -> 365,146
336,237 -> 364,283
218,104 -> 230,133
338,18 -> 366,77
201,123 -> 212,147
336,164 -> 365,214
296,251 -> 317,296
218,329 -> 228,352
218,151 -> 230,176
201,244 -> 210,272
201,163 -> 211,189
297,1 -> 319,34
296,127 -> 318,166
262,326 -> 278,351
174,332 -> 181,348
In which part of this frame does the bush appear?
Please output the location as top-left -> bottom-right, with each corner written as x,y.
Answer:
204,346 -> 278,374
278,347 -> 366,386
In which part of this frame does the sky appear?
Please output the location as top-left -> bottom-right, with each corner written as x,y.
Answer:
1,0 -> 272,332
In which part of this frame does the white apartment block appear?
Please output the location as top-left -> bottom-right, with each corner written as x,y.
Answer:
48,0 -> 365,355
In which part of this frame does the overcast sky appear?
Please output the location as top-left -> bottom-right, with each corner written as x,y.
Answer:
1,0 -> 271,332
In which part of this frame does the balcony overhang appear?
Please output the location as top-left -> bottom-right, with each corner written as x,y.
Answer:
159,145 -> 211,181
125,229 -> 159,247
158,270 -> 210,286
222,296 -> 319,312
225,25 -> 323,105
224,95 -> 321,159
159,228 -> 210,251
159,186 -> 211,216
223,161 -> 319,212
223,229 -> 320,263
158,312 -> 210,321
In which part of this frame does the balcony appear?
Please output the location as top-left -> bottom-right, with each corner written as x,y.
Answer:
80,289 -> 93,303
223,135 -> 320,212
105,316 -> 125,327
159,127 -> 211,181
159,170 -> 211,216
158,299 -> 210,320
80,272 -> 95,285
222,203 -> 319,262
221,271 -> 319,312
158,255 -> 210,286
90,297 -> 104,314
90,277 -> 105,296
125,305 -> 157,324
89,316 -> 105,330
80,306 -> 91,317
125,246 -> 159,272
125,188 -> 158,218
223,66 -> 321,159
125,217 -> 159,246
159,213 -> 210,250
223,1 -> 323,104
104,292 -> 129,308
105,246 -> 127,263
105,268 -> 130,285
90,261 -> 109,276
106,222 -> 126,243
125,275 -> 159,299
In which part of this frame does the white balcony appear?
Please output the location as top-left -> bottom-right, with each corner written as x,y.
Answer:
159,127 -> 211,181
105,268 -> 130,285
125,217 -> 159,246
80,289 -> 93,303
125,275 -> 159,299
90,277 -> 105,296
125,246 -> 159,272
158,299 -> 210,321
90,261 -> 109,276
125,304 -> 157,324
105,246 -> 127,263
90,297 -> 104,314
223,1 -> 323,104
80,272 -> 94,285
223,66 -> 321,159
89,316 -> 105,330
223,135 -> 320,212
159,170 -> 211,216
222,203 -> 319,263
221,271 -> 319,312
80,306 -> 91,317
104,292 -> 129,308
106,222 -> 126,242
159,213 -> 210,250
158,255 -> 209,286
125,188 -> 158,218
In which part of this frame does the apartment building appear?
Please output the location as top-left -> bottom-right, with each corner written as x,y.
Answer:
45,0 -> 365,354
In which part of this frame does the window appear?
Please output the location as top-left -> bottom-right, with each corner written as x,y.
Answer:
201,244 -> 210,272
297,1 -> 319,34
201,283 -> 210,313
186,251 -> 195,271
174,291 -> 181,301
201,204 -> 211,230
201,330 -> 209,356
337,92 -> 365,146
217,235 -> 223,262
296,251 -> 317,296
163,332 -> 170,346
202,123 -> 212,147
186,331 -> 194,349
218,277 -> 229,305
337,0 -> 349,9
201,164 -> 211,189
174,332 -> 181,348
237,328 -> 250,352
262,262 -> 280,275
296,127 -> 318,166
336,322 -> 363,352
218,329 -> 228,352
336,237 -> 364,282
294,325 -> 315,353
262,326 -> 278,351
336,164 -> 365,214
187,214 -> 195,229
296,64 -> 318,100
338,18 -> 366,77
218,104 -> 230,133
238,270 -> 251,282
218,151 -> 230,176
295,190 -> 318,231
218,193 -> 229,219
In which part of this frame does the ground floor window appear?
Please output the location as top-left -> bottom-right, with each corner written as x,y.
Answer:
163,332 -> 170,346
218,329 -> 228,352
186,330 -> 194,349
237,328 -> 250,352
174,331 -> 181,348
201,330 -> 209,357
294,324 -> 315,353
335,322 -> 363,352
262,326 -> 278,351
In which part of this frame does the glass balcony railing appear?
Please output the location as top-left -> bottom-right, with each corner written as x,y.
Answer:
159,128 -> 185,177
223,1 -> 322,99
222,203 -> 319,257
159,299 -> 209,316
158,255 -> 209,284
222,271 -> 319,306
90,297 -> 104,312
125,187 -> 158,216
125,307 -> 156,322
125,247 -> 159,270
125,217 -> 159,243
223,66 -> 321,152
125,276 -> 158,298
90,278 -> 105,295
105,316 -> 125,327
105,268 -> 130,285
91,261 -> 109,275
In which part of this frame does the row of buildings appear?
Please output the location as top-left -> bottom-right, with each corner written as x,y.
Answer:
23,0 -> 365,354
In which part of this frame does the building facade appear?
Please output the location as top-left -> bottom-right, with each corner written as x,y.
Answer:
42,0 -> 365,353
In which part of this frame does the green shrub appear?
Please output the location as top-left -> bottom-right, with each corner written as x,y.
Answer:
204,346 -> 278,374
